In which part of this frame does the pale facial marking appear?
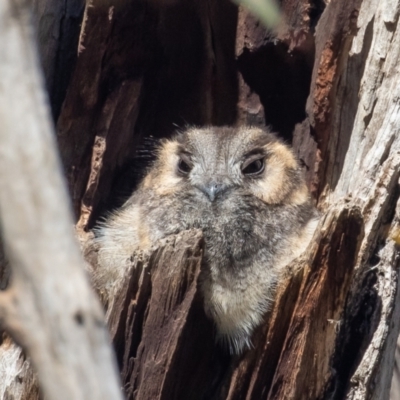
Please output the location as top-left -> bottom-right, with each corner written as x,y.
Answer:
252,142 -> 297,204
145,140 -> 183,196
289,183 -> 310,205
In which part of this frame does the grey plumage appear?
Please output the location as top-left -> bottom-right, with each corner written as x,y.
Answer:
90,126 -> 318,353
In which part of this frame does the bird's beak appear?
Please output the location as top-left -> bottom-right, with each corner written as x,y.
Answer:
198,182 -> 229,202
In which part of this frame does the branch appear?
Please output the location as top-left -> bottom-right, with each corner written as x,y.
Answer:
0,1 -> 122,399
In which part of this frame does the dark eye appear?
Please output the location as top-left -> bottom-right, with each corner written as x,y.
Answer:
242,158 -> 265,176
178,157 -> 192,175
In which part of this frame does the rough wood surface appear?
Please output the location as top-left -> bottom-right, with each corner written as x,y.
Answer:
83,229 -> 221,400
31,0 -> 83,120
119,231 -> 215,400
0,1 -> 122,399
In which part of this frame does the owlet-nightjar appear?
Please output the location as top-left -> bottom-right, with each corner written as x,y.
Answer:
90,126 -> 318,353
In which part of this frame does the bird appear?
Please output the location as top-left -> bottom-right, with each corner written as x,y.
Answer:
89,126 -> 319,354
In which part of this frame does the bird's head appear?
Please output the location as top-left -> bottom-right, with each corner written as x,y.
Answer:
141,126 -> 309,207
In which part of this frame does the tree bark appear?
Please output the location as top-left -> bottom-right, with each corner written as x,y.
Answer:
31,0 -> 83,120
2,0 -> 400,399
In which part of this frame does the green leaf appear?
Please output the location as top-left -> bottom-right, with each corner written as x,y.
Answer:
232,0 -> 281,28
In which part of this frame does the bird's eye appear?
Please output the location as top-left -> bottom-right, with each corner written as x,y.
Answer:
178,157 -> 192,175
242,158 -> 265,176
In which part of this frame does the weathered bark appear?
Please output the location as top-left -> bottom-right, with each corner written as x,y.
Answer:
109,230 -> 217,400
31,0 -> 83,120
0,1 -> 121,399
2,0 -> 400,399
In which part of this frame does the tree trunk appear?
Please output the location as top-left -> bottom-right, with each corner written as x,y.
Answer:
2,0 -> 400,399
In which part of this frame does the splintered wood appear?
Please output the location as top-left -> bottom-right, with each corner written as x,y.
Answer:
84,229 -> 218,400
